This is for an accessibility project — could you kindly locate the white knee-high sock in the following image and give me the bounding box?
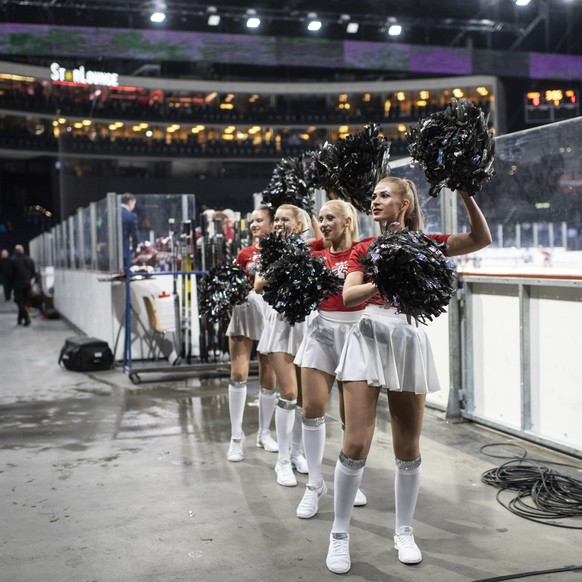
[332,452,365,534]
[228,381,247,439]
[258,388,277,435]
[291,406,303,456]
[394,456,422,531]
[275,398,296,461]
[302,416,326,486]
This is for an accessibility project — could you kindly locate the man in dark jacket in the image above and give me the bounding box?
[0,248,13,301]
[11,244,36,326]
[121,192,139,270]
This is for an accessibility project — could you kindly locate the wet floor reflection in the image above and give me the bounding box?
[0,375,260,450]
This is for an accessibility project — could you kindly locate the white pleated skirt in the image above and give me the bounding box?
[257,309,307,357]
[225,290,270,341]
[294,310,363,376]
[335,305,441,394]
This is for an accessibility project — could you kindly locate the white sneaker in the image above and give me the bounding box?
[290,452,308,474]
[296,481,327,519]
[227,434,245,462]
[326,532,350,574]
[394,526,422,564]
[275,459,297,487]
[256,431,279,453]
[354,488,368,507]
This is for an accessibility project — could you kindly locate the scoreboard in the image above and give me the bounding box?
[525,89,579,123]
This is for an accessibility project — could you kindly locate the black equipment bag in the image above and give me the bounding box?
[58,336,114,372]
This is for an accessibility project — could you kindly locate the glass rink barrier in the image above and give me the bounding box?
[30,193,214,374]
[390,116,582,457]
[30,117,581,452]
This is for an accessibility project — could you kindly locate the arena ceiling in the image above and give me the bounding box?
[0,0,580,56]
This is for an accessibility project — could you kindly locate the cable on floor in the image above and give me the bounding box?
[480,443,582,529]
[472,564,582,582]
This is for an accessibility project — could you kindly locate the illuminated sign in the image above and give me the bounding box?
[525,88,579,123]
[50,62,119,87]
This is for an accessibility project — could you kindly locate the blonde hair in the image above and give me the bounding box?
[320,199,360,241]
[277,203,311,236]
[375,176,424,231]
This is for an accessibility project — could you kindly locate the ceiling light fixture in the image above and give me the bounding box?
[307,13,322,31]
[150,0,166,23]
[207,6,220,26]
[388,24,402,36]
[514,0,531,5]
[150,11,165,23]
[246,8,261,29]
[346,22,359,33]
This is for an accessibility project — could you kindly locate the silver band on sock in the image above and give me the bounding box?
[395,456,421,471]
[339,451,366,470]
[277,398,297,411]
[232,380,247,389]
[260,387,275,395]
[302,415,325,427]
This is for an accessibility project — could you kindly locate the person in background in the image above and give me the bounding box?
[0,248,13,301]
[121,193,139,267]
[294,199,368,519]
[255,204,318,487]
[326,177,492,574]
[225,206,278,462]
[11,244,37,326]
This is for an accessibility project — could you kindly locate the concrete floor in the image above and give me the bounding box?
[1,299,582,582]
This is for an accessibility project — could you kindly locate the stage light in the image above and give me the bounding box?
[150,11,165,23]
[346,22,359,33]
[514,0,531,6]
[150,0,166,23]
[207,6,220,26]
[307,13,322,31]
[388,24,402,36]
[246,9,260,29]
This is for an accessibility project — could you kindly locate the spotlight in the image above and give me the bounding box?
[246,8,260,29]
[514,0,531,5]
[150,0,166,23]
[307,12,322,31]
[346,22,359,34]
[207,6,220,26]
[388,24,402,36]
[150,11,165,23]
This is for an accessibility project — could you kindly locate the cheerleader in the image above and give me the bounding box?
[326,177,492,573]
[255,204,319,487]
[294,199,367,518]
[226,206,278,463]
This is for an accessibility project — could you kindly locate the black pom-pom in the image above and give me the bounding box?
[360,228,457,324]
[263,252,342,326]
[197,263,252,324]
[261,156,314,214]
[258,231,308,271]
[331,123,391,213]
[304,143,338,193]
[406,98,495,198]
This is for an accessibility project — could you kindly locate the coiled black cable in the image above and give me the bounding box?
[480,443,582,529]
